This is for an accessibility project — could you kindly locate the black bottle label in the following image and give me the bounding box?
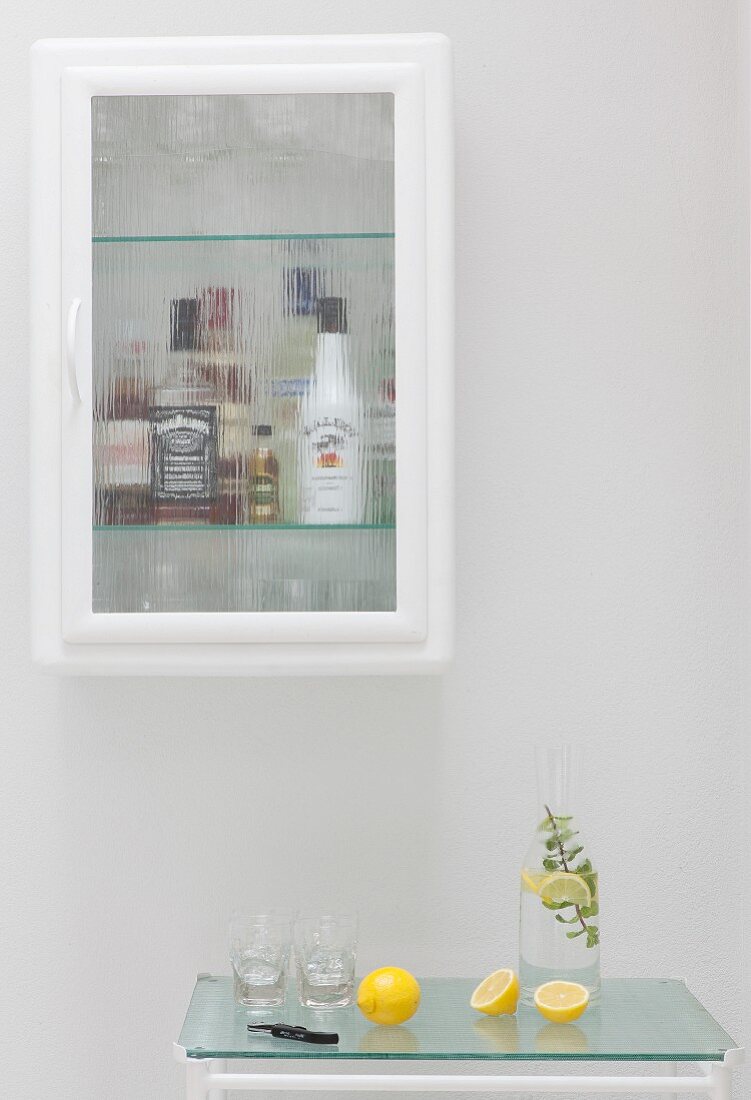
[149,406,218,502]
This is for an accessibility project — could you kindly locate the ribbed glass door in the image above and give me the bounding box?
[91,93,395,613]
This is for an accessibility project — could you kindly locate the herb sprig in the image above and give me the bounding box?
[541,804,599,949]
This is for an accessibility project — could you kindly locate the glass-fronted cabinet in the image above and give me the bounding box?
[31,35,453,674]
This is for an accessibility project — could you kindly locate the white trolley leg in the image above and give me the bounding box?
[208,1059,228,1100]
[709,1062,731,1100]
[665,1061,679,1100]
[186,1059,210,1100]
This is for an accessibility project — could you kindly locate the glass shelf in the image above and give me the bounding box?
[93,523,395,532]
[93,233,395,244]
[178,977,737,1063]
[93,526,395,613]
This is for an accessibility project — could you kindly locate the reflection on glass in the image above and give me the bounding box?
[472,1015,519,1053]
[91,93,395,614]
[534,1021,589,1055]
[359,1026,420,1054]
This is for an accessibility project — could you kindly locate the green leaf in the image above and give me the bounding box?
[575,859,592,875]
[566,927,586,939]
[557,828,578,846]
[579,902,599,918]
[541,899,573,911]
[545,837,560,852]
[555,913,580,924]
[542,858,560,872]
[564,845,583,862]
[586,925,600,948]
[583,875,597,897]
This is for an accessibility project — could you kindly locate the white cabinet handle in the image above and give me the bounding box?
[65,297,82,403]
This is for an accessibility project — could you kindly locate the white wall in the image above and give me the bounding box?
[1,2,746,1098]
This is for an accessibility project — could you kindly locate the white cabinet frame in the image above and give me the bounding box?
[30,35,453,675]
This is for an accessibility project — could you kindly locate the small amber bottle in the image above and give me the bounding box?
[249,425,281,525]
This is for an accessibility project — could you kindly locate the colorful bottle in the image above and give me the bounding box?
[249,425,280,525]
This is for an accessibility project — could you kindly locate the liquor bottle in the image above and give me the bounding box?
[148,295,219,524]
[269,266,319,524]
[216,377,251,525]
[270,374,308,524]
[367,376,396,525]
[149,381,219,524]
[149,288,253,525]
[94,417,150,525]
[93,321,150,525]
[199,289,253,524]
[248,425,281,524]
[300,297,362,524]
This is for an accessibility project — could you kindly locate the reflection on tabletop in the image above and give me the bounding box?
[472,1015,519,1054]
[359,1026,420,1055]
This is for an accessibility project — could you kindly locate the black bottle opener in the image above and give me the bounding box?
[248,1023,339,1045]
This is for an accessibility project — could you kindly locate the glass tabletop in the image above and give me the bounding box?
[178,977,737,1062]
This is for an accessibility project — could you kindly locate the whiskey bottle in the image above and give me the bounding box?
[148,295,219,524]
[248,425,281,525]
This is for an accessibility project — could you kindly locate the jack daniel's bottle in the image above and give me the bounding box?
[300,297,362,524]
[149,385,219,524]
[148,293,223,524]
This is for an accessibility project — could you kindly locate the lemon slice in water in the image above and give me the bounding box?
[537,872,591,908]
[520,869,547,894]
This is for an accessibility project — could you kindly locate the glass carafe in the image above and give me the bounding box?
[519,746,600,1005]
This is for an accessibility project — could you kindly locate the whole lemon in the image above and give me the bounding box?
[357,967,421,1026]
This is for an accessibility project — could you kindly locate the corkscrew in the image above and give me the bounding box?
[247,1023,339,1045]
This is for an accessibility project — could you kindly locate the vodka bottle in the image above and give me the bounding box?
[300,297,362,524]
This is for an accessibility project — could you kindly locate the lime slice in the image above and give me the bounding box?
[538,872,591,908]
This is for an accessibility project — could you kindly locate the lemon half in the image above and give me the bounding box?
[534,980,590,1023]
[470,969,520,1016]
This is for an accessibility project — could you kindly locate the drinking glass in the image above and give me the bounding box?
[229,912,292,1007]
[294,913,358,1008]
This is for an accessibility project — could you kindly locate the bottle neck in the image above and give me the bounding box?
[535,745,578,820]
[313,332,351,394]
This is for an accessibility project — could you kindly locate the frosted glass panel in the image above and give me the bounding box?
[91,94,395,614]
